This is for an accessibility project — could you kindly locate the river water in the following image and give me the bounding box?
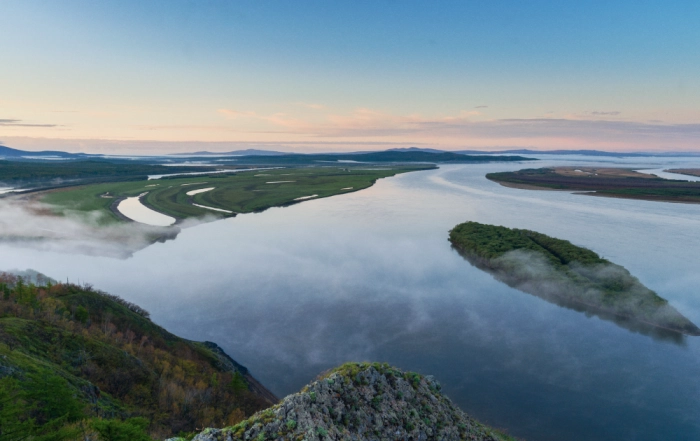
[2,156,700,441]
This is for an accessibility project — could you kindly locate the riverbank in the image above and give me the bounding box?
[39,165,434,225]
[487,167,700,203]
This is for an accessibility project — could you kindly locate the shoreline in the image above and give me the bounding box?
[489,177,700,204]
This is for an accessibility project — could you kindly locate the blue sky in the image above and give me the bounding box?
[1,0,699,153]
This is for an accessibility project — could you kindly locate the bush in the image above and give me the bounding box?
[90,417,152,441]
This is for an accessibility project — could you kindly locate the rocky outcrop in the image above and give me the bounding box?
[189,362,512,441]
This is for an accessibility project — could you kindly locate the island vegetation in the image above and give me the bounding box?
[665,168,700,178]
[39,166,432,224]
[0,271,276,440]
[449,221,700,336]
[486,167,700,203]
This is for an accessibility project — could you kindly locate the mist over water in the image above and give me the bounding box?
[1,158,700,441]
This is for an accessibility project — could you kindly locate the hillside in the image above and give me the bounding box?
[0,272,276,440]
[187,362,516,441]
[230,150,534,165]
[449,221,700,336]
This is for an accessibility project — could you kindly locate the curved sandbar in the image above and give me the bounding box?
[449,221,700,336]
[186,187,215,196]
[116,192,176,227]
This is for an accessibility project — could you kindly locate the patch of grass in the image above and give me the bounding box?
[41,166,432,224]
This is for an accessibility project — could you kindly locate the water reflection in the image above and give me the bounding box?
[451,245,688,345]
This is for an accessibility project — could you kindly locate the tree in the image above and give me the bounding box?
[0,377,35,441]
[90,417,152,441]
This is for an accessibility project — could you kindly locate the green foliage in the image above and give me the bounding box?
[74,306,89,323]
[90,417,152,441]
[0,276,274,438]
[229,371,248,395]
[0,377,35,441]
[449,221,607,266]
[0,375,83,441]
[25,373,85,425]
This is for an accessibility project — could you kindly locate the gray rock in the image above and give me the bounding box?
[190,363,511,441]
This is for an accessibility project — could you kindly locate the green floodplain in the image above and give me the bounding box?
[449,221,700,336]
[486,167,700,203]
[40,165,432,224]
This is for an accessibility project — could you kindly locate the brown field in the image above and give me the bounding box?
[666,168,700,178]
[486,167,700,204]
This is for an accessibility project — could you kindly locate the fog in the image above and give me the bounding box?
[0,196,217,258]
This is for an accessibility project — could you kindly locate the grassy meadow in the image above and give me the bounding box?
[40,166,431,224]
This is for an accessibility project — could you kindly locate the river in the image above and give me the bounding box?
[1,156,700,441]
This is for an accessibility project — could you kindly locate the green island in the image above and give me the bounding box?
[486,167,700,203]
[0,272,515,441]
[38,166,432,224]
[449,221,700,336]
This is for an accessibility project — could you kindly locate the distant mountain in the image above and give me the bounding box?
[0,144,81,158]
[173,149,287,156]
[386,147,447,154]
[231,150,534,164]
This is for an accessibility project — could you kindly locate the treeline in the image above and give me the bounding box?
[448,221,608,267]
[0,160,213,186]
[0,274,273,440]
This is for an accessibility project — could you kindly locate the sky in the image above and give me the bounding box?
[1,0,700,154]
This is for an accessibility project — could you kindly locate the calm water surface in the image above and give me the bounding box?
[2,157,700,441]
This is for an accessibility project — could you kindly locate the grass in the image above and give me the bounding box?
[486,167,700,203]
[40,165,431,224]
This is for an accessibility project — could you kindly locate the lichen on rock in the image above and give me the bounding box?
[191,362,512,441]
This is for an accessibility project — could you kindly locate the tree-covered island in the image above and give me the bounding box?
[449,221,700,336]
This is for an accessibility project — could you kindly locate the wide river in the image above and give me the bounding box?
[2,156,700,441]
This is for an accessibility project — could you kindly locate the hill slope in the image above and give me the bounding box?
[0,272,276,439]
[189,362,515,441]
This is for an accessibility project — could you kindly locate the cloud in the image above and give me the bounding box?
[297,103,326,110]
[590,111,621,116]
[0,118,57,128]
[474,105,488,109]
[217,109,258,119]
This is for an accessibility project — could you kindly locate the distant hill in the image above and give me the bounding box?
[173,149,287,156]
[0,144,81,158]
[231,150,535,165]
